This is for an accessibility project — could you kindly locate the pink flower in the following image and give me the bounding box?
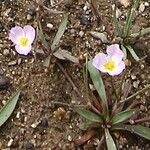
[92,44,125,76]
[9,25,35,55]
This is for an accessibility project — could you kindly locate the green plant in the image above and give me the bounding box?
[37,14,79,67]
[74,60,150,149]
[0,91,21,127]
[112,0,150,61]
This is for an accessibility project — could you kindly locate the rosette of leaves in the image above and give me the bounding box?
[74,61,150,149]
[112,0,150,61]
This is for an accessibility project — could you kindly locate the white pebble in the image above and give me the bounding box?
[139,3,145,13]
[7,139,13,147]
[79,31,84,37]
[131,75,136,80]
[2,100,6,105]
[31,123,37,128]
[47,23,53,29]
[16,111,20,119]
[67,135,72,141]
[133,80,140,88]
[83,5,88,11]
[144,2,149,7]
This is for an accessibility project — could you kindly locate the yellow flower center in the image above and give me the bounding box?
[104,60,115,71]
[19,37,29,47]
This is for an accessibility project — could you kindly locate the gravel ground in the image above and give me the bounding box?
[0,0,150,149]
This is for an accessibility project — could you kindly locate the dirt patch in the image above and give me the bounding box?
[0,0,150,149]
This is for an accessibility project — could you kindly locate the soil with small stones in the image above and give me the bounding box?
[0,0,150,150]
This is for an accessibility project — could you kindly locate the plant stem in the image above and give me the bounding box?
[118,70,126,100]
[51,101,86,108]
[120,84,150,103]
[96,135,105,150]
[56,62,85,102]
[111,77,119,100]
[134,117,150,124]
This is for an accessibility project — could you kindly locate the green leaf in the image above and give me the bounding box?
[111,109,139,125]
[79,121,100,130]
[111,124,150,140]
[121,45,127,60]
[38,23,50,51]
[120,84,150,103]
[51,15,68,52]
[123,0,140,37]
[74,106,103,123]
[112,5,122,37]
[105,128,117,150]
[87,60,107,108]
[0,91,21,127]
[130,27,150,38]
[125,45,140,61]
[43,56,51,67]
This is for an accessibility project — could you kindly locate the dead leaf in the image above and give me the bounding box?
[53,49,79,64]
[90,31,109,43]
[75,129,96,146]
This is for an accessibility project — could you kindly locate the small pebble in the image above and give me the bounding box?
[17,58,22,65]
[131,75,136,80]
[70,29,75,34]
[67,135,72,142]
[80,14,91,25]
[3,49,10,56]
[0,68,4,75]
[133,80,140,88]
[27,14,32,20]
[28,9,36,16]
[16,111,20,119]
[31,123,37,129]
[0,76,10,90]
[7,138,13,147]
[139,3,145,13]
[47,23,53,29]
[79,31,84,37]
[65,111,72,120]
[144,2,149,7]
[40,118,48,127]
[119,0,130,7]
[140,105,145,111]
[83,5,88,11]
[2,100,6,105]
[8,60,17,66]
[25,142,34,150]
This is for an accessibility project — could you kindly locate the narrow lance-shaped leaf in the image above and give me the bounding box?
[51,14,68,52]
[111,124,150,140]
[125,45,140,61]
[112,4,122,37]
[38,22,50,51]
[123,0,140,37]
[111,109,139,125]
[130,27,150,38]
[121,45,127,60]
[105,128,117,150]
[74,106,103,123]
[0,91,21,127]
[87,60,108,109]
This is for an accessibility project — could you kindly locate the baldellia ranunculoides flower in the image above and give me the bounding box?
[92,44,125,76]
[9,25,35,55]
